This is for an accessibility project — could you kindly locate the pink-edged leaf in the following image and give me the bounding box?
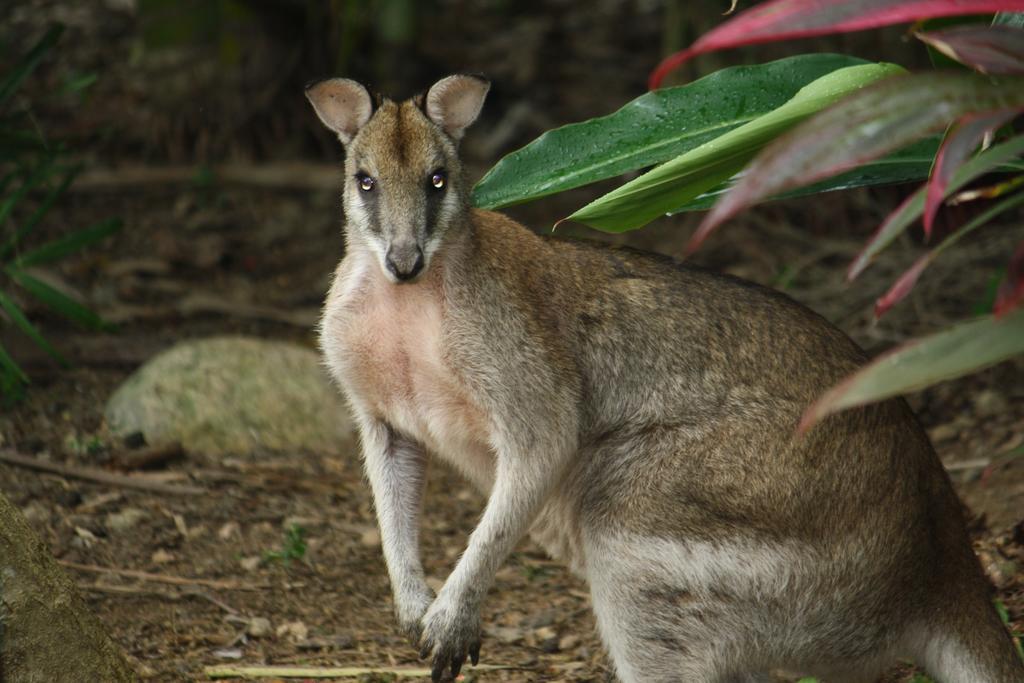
[916,24,1024,74]
[799,307,1024,432]
[848,190,923,280]
[873,188,1024,317]
[848,131,1024,280]
[687,72,1024,254]
[995,240,1024,315]
[649,0,1024,88]
[924,109,1017,236]
[874,256,930,318]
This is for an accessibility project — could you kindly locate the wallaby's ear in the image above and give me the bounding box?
[305,78,373,145]
[424,74,490,140]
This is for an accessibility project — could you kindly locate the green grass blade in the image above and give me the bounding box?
[0,162,81,261]
[567,62,905,232]
[0,289,66,365]
[0,339,29,384]
[6,266,110,330]
[0,153,59,232]
[472,54,871,210]
[801,308,1024,430]
[14,217,122,267]
[0,24,65,110]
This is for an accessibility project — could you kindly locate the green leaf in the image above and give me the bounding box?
[690,71,1024,251]
[0,289,66,365]
[0,162,81,260]
[61,71,98,95]
[800,308,1024,430]
[5,267,110,330]
[994,11,1024,28]
[848,132,1024,279]
[566,62,906,233]
[14,217,122,267]
[0,24,64,110]
[471,54,872,210]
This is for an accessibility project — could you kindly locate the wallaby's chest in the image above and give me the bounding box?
[323,257,494,482]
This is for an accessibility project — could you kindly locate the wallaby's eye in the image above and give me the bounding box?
[356,173,375,192]
[430,171,447,191]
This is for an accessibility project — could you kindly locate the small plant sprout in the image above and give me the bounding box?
[263,524,307,567]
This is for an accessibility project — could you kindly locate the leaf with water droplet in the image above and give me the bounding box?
[472,54,870,210]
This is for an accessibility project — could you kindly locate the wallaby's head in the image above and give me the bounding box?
[306,74,489,283]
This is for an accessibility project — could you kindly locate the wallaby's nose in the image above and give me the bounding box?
[385,245,424,282]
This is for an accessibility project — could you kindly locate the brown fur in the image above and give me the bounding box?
[307,76,1024,683]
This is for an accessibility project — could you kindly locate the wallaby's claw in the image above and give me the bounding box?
[451,652,465,679]
[430,655,446,682]
[419,597,481,682]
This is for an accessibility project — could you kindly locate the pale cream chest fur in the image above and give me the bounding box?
[320,253,496,491]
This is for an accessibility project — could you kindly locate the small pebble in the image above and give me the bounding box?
[105,508,147,533]
[359,527,381,547]
[247,617,272,638]
[239,555,262,572]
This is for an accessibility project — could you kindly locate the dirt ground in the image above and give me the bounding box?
[2,2,1023,682]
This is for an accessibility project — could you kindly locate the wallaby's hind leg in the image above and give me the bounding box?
[583,530,744,683]
[904,605,1024,683]
[900,527,1024,683]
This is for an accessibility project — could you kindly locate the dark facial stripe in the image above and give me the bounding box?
[360,182,382,234]
[425,183,442,237]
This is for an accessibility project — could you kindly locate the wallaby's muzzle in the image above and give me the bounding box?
[385,243,425,282]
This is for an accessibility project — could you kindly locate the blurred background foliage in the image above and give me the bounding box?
[2,0,931,165]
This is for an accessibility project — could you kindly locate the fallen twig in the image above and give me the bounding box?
[205,664,520,680]
[0,450,205,495]
[78,582,238,614]
[110,442,185,471]
[944,458,992,473]
[60,560,263,591]
[99,294,319,328]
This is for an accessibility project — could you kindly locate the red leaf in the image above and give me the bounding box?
[649,0,1024,89]
[995,240,1024,316]
[875,255,930,318]
[923,109,1017,237]
[916,24,1024,75]
[687,72,1024,254]
[875,189,1024,317]
[848,189,922,281]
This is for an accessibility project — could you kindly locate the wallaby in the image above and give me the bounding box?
[306,74,1024,683]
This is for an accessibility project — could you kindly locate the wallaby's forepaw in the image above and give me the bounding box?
[418,596,482,682]
[396,587,435,648]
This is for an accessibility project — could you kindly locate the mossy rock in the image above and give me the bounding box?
[105,336,355,456]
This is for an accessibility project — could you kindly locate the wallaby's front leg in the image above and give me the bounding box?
[419,435,573,682]
[359,417,434,644]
